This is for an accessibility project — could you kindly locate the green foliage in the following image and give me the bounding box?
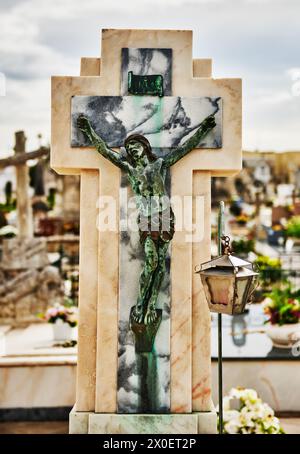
[232,238,255,255]
[0,200,16,213]
[286,216,300,238]
[63,296,76,308]
[47,188,56,210]
[255,255,283,287]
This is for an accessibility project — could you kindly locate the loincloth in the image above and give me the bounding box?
[138,208,175,243]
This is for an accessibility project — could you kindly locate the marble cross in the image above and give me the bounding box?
[51,29,241,434]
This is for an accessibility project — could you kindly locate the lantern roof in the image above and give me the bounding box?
[198,254,254,272]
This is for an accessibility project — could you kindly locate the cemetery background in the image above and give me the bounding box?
[0,0,300,435]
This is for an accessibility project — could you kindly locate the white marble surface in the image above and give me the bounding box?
[69,409,217,434]
[71,96,222,148]
[0,323,76,408]
[0,323,77,358]
[0,364,76,408]
[69,406,89,434]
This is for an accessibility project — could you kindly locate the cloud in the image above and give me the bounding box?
[256,91,293,105]
[0,0,300,153]
[286,68,300,96]
[0,4,78,80]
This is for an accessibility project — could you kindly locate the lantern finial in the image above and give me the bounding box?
[221,235,232,255]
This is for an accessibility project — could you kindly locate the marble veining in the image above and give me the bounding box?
[121,48,172,96]
[71,96,222,149]
[117,159,171,414]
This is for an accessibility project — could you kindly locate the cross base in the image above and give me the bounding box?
[69,407,217,434]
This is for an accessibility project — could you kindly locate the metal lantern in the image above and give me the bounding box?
[196,236,259,315]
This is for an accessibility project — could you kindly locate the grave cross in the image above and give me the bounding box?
[0,131,49,237]
[51,29,241,434]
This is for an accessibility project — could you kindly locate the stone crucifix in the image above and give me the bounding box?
[77,112,216,345]
[51,29,241,434]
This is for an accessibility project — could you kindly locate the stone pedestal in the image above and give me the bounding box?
[69,407,217,434]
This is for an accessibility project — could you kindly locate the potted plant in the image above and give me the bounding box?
[221,387,284,434]
[43,302,78,341]
[263,285,300,348]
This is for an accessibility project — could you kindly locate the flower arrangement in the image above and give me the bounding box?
[221,387,284,434]
[43,302,78,327]
[263,286,300,325]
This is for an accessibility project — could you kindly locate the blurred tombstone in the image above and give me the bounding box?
[277,184,294,205]
[254,159,271,186]
[0,237,64,325]
[260,206,272,228]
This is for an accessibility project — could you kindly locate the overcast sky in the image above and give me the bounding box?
[0,0,299,155]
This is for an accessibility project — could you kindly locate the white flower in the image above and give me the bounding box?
[240,407,256,427]
[224,419,241,434]
[262,403,274,417]
[222,387,284,434]
[223,409,240,423]
[223,396,231,411]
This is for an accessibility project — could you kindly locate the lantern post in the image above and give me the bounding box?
[196,202,259,434]
[217,201,225,435]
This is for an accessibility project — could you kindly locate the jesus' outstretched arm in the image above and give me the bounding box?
[163,113,217,168]
[77,115,129,171]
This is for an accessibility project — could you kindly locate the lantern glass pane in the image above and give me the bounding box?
[236,277,249,305]
[206,275,235,306]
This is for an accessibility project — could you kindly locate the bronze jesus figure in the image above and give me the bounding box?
[77,113,216,329]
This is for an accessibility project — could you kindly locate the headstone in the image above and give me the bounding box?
[0,238,64,325]
[277,184,294,205]
[253,159,271,185]
[51,29,242,434]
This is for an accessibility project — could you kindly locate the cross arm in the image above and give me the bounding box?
[0,147,49,169]
[77,115,129,171]
[163,114,217,168]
